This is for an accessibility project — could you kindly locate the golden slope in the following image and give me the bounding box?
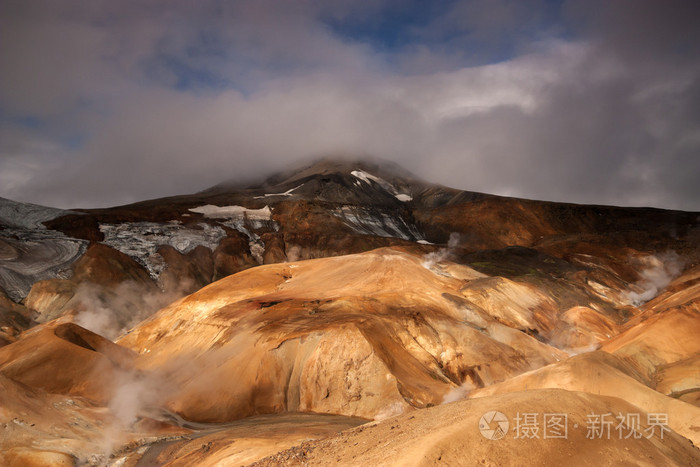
[0,321,136,404]
[469,351,700,446]
[118,247,566,422]
[251,388,700,467]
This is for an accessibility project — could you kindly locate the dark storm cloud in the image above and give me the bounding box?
[0,0,698,210]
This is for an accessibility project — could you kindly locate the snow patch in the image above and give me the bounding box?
[332,206,424,241]
[350,170,412,202]
[189,204,272,221]
[254,184,303,199]
[189,204,278,265]
[351,169,393,190]
[99,222,226,278]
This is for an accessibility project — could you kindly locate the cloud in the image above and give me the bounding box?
[0,0,699,210]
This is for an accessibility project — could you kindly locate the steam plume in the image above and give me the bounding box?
[625,251,684,306]
[422,233,461,269]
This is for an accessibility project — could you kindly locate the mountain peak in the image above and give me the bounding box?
[201,156,421,196]
[263,156,419,185]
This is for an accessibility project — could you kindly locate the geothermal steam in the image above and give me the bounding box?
[625,251,684,306]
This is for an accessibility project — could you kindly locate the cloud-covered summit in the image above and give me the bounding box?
[1,0,699,210]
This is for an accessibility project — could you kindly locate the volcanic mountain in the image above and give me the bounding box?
[0,158,699,465]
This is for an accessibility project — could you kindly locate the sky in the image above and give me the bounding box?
[1,0,699,210]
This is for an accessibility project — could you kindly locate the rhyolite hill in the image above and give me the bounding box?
[0,158,699,466]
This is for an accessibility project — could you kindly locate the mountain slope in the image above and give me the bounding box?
[117,247,566,422]
[1,158,699,464]
[250,389,700,467]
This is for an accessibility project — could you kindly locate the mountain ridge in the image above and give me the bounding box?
[1,157,700,464]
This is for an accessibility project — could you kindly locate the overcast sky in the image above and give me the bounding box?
[1,0,699,210]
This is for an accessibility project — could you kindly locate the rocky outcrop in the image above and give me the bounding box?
[0,232,87,303]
